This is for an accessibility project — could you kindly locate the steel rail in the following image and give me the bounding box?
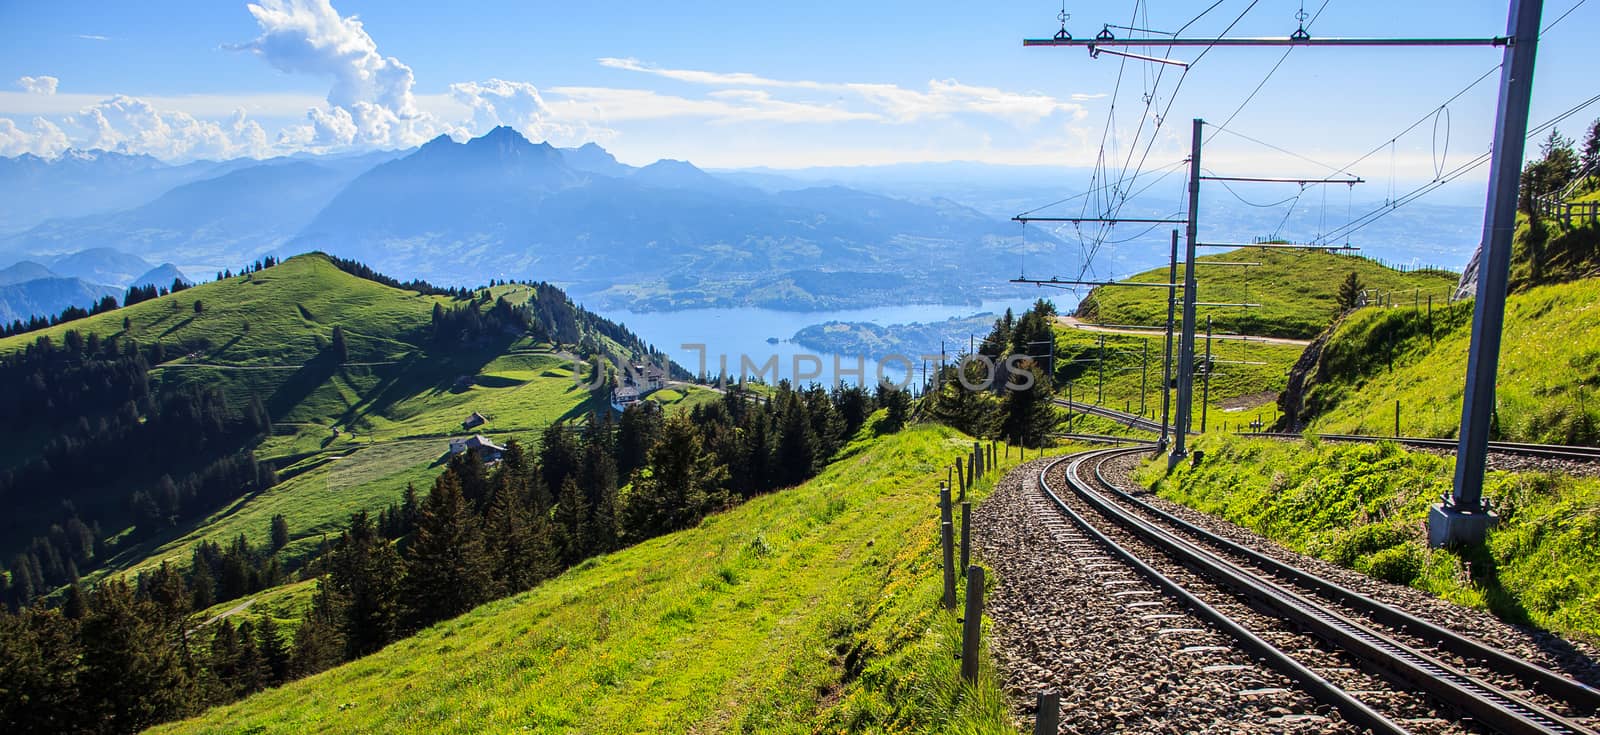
[1041,448,1591,734]
[1242,431,1600,462]
[1053,398,1171,434]
[1037,448,1408,734]
[1086,456,1600,710]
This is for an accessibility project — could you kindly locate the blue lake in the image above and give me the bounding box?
[599,297,1069,386]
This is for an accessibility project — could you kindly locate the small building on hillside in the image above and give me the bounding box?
[462,411,488,430]
[629,363,668,390]
[448,434,506,463]
[611,385,641,412]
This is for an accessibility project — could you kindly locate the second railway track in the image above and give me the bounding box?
[1033,447,1599,734]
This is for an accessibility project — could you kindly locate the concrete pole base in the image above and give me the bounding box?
[1427,503,1498,548]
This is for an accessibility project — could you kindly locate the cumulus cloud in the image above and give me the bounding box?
[450,79,554,136]
[18,76,60,95]
[71,95,270,160]
[0,117,70,157]
[234,0,438,150]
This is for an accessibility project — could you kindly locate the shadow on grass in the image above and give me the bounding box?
[266,348,342,421]
[1461,544,1600,689]
[332,336,522,430]
[471,374,523,388]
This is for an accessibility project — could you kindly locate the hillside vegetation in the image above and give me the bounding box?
[1282,275,1599,445]
[0,253,672,606]
[152,424,1024,735]
[1138,435,1600,643]
[1050,325,1302,433]
[1074,248,1457,339]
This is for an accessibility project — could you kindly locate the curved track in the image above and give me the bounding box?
[1243,431,1600,463]
[1036,447,1600,734]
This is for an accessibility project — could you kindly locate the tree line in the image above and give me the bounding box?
[921,299,1062,447]
[0,380,912,732]
[0,331,275,609]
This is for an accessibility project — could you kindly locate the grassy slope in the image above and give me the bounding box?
[1136,435,1600,643]
[1051,325,1302,432]
[1076,248,1457,339]
[1297,278,1600,444]
[0,254,711,592]
[153,423,1041,735]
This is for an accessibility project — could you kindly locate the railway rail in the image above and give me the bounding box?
[1054,398,1171,434]
[1035,447,1600,734]
[1048,397,1600,463]
[1242,431,1600,463]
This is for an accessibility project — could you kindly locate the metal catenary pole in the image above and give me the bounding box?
[1450,0,1543,525]
[1200,315,1213,432]
[1159,229,1178,452]
[1170,118,1203,469]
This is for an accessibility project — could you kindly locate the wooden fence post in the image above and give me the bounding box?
[960,565,984,682]
[956,457,966,496]
[941,522,956,609]
[1034,691,1060,735]
[959,501,972,572]
[939,483,952,528]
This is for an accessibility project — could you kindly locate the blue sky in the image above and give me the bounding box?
[0,0,1596,184]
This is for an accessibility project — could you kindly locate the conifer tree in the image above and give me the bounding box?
[1336,271,1365,312]
[553,477,590,567]
[483,471,547,593]
[775,397,818,487]
[231,619,267,697]
[0,608,85,732]
[78,580,194,731]
[581,442,620,553]
[289,589,345,679]
[269,513,290,552]
[623,415,730,535]
[325,512,403,657]
[404,470,492,628]
[257,614,291,685]
[189,561,216,611]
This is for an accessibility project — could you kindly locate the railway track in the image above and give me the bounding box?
[1054,398,1171,434]
[1047,398,1600,464]
[1035,447,1600,734]
[1244,431,1600,463]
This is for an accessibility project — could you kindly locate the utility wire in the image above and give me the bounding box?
[1311,0,1594,242]
[1206,123,1344,175]
[1087,0,1262,267]
[1317,90,1600,245]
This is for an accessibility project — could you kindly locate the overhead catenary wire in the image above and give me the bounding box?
[1074,0,1263,284]
[1316,90,1600,245]
[1208,0,1331,136]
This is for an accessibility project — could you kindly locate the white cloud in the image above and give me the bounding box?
[546,86,879,126]
[449,79,553,136]
[70,95,269,160]
[18,76,59,95]
[598,57,820,89]
[77,34,110,42]
[596,57,1085,126]
[0,117,70,157]
[234,0,439,150]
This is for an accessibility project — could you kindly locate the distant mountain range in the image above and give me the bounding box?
[0,128,1060,312]
[0,128,1485,318]
[0,277,122,325]
[0,252,190,326]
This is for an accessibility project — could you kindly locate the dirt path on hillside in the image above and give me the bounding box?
[1057,316,1312,347]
